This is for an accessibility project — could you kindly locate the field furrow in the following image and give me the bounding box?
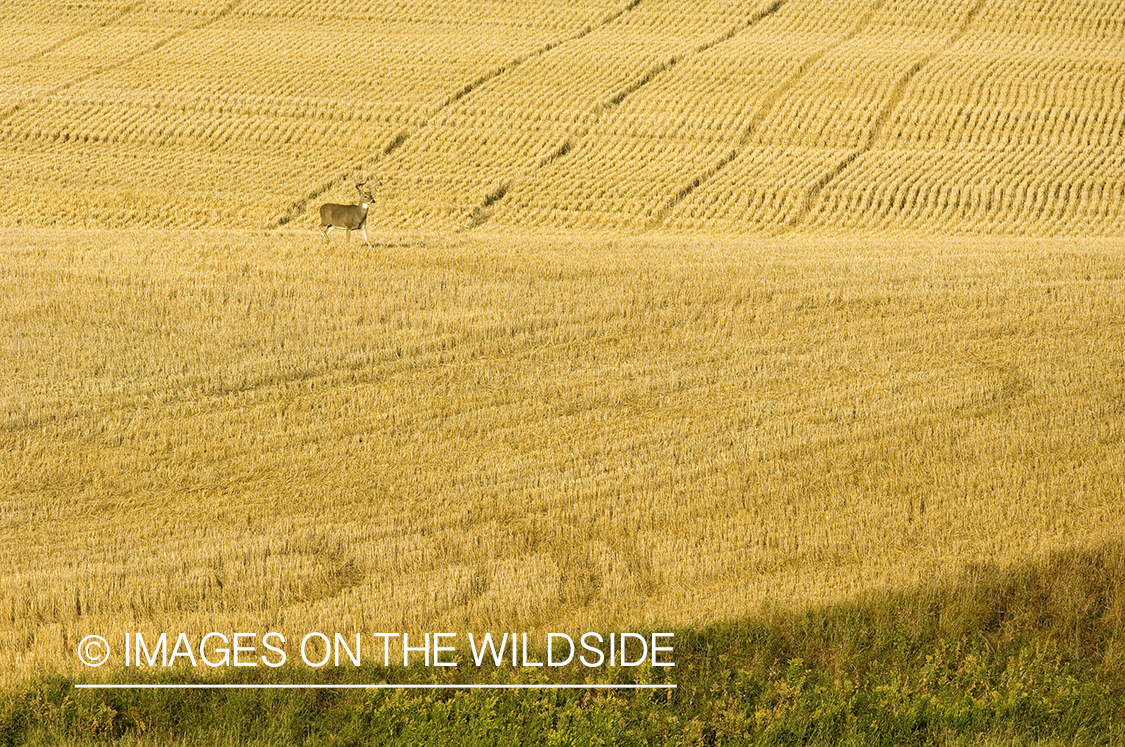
[0,0,136,76]
[365,0,789,232]
[1,0,1123,233]
[465,0,791,229]
[660,0,1125,234]
[0,0,626,228]
[268,0,646,229]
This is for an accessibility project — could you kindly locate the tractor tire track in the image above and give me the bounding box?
[0,0,242,125]
[268,0,645,230]
[788,0,989,229]
[464,0,789,230]
[647,0,893,230]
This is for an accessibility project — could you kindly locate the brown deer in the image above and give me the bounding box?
[319,182,375,246]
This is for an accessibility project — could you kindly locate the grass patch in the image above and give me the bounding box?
[4,540,1123,745]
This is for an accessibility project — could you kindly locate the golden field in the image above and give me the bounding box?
[0,0,1121,233]
[2,230,1124,683]
[1,0,1124,685]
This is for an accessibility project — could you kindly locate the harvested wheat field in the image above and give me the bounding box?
[1,0,1124,691]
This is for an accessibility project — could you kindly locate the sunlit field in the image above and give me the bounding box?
[2,228,1123,684]
[0,0,1121,235]
[1,0,1124,739]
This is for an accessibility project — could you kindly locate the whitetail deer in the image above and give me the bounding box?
[319,182,375,246]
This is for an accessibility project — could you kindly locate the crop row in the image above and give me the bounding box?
[654,144,1124,234]
[0,0,1122,232]
[0,0,625,227]
[452,0,1125,233]
[369,0,789,225]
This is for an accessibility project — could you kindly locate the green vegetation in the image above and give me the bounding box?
[5,540,1122,745]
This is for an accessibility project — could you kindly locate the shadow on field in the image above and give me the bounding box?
[4,539,1123,745]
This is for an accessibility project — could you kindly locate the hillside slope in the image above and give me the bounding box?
[0,0,1122,234]
[3,229,1124,685]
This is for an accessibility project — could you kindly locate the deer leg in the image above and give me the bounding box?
[361,226,370,246]
[321,225,332,244]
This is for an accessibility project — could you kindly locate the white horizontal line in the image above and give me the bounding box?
[75,683,676,690]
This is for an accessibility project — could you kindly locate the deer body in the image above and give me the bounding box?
[320,183,375,246]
